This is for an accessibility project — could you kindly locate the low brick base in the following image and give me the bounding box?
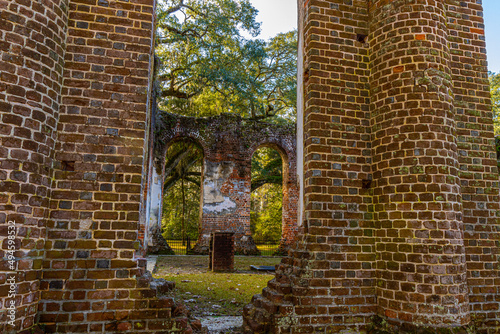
[209,232,234,272]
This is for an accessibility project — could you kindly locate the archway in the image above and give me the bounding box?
[250,144,287,255]
[161,139,204,253]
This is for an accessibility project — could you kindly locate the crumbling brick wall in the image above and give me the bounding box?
[244,0,500,333]
[150,112,298,255]
[0,0,196,332]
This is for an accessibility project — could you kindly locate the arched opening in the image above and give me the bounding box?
[250,144,288,255]
[161,138,204,253]
[149,0,300,328]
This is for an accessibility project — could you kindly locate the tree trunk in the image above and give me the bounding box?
[181,176,186,246]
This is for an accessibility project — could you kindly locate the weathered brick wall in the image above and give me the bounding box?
[0,0,69,330]
[446,0,500,329]
[370,0,469,326]
[244,0,500,333]
[0,0,195,332]
[152,112,298,255]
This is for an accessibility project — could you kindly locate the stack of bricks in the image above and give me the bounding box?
[244,0,500,333]
[151,112,298,255]
[209,232,234,272]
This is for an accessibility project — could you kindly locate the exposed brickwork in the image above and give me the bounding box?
[244,0,500,333]
[0,0,196,331]
[209,232,234,272]
[370,0,469,326]
[0,0,69,330]
[151,112,298,255]
[446,0,500,330]
[1,0,500,332]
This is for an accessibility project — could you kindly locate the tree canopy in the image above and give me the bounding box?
[156,0,297,121]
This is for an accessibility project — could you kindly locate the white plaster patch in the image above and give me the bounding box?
[203,161,235,204]
[203,196,236,214]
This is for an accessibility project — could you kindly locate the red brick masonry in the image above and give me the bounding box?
[1,0,499,333]
[209,232,234,272]
[148,112,298,255]
[243,0,500,333]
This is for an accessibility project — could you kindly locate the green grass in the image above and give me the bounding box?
[163,272,273,315]
[256,244,279,255]
[154,255,281,316]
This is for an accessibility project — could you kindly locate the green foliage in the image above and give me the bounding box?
[156,0,297,121]
[251,147,283,241]
[162,179,200,240]
[489,71,500,135]
[251,146,282,190]
[251,183,282,241]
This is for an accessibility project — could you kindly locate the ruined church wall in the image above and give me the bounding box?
[0,0,69,330]
[0,0,197,332]
[153,113,298,254]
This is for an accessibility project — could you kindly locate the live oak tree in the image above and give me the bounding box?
[162,141,203,243]
[156,0,297,120]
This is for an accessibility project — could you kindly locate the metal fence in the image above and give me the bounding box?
[165,238,193,255]
[253,239,280,256]
[163,237,280,256]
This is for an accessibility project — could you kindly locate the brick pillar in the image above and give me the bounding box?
[369,0,469,327]
[244,0,375,332]
[0,0,69,331]
[446,1,500,329]
[279,145,299,251]
[36,0,193,331]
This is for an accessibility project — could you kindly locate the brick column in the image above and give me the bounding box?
[369,0,469,327]
[0,0,69,331]
[280,148,298,250]
[446,0,500,329]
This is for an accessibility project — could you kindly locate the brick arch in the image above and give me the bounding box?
[250,141,298,248]
[250,140,293,165]
[147,112,298,255]
[162,135,207,159]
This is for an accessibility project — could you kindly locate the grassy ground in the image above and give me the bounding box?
[154,255,281,316]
